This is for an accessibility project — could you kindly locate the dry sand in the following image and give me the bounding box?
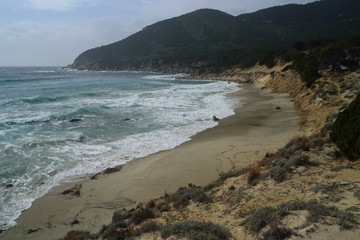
[1,84,301,240]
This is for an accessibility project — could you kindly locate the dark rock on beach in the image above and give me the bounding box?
[71,220,80,226]
[27,228,41,234]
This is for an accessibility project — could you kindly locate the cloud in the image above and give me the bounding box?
[0,16,146,66]
[24,0,97,11]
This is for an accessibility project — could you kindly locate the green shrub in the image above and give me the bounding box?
[262,226,292,240]
[161,221,232,240]
[129,221,163,239]
[155,201,171,212]
[244,207,278,233]
[101,221,128,239]
[130,208,155,225]
[331,94,360,160]
[167,187,212,208]
[269,166,287,182]
[244,200,357,235]
[218,168,248,182]
[112,209,130,222]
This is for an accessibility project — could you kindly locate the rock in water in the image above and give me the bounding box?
[69,118,82,123]
[213,116,220,122]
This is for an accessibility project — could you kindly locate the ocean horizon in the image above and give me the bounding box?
[0,66,240,230]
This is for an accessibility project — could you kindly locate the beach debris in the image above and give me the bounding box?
[62,184,82,198]
[274,106,281,110]
[188,183,201,189]
[5,184,13,188]
[104,165,123,174]
[213,116,220,122]
[90,173,99,180]
[91,165,123,180]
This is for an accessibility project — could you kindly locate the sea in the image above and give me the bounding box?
[0,67,240,230]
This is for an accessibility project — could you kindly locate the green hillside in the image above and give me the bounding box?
[69,0,360,72]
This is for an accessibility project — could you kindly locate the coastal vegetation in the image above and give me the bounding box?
[69,0,360,73]
[271,35,360,87]
[331,93,360,160]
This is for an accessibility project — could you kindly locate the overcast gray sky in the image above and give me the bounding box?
[0,0,317,66]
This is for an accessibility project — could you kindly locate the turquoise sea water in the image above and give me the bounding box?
[0,67,240,230]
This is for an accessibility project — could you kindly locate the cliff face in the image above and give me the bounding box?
[190,61,360,135]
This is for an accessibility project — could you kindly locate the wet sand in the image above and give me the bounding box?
[1,84,301,240]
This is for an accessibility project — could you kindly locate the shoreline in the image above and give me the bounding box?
[1,83,301,240]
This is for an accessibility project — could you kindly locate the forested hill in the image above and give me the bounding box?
[69,0,360,72]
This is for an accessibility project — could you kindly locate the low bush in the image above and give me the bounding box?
[261,226,292,240]
[269,166,287,182]
[218,168,248,182]
[287,153,310,167]
[280,200,356,229]
[269,138,314,182]
[330,94,360,160]
[204,168,248,191]
[130,208,155,225]
[167,187,212,208]
[112,209,130,223]
[155,201,171,212]
[244,207,278,233]
[129,221,163,239]
[161,221,232,240]
[101,221,129,239]
[244,200,357,235]
[354,190,360,201]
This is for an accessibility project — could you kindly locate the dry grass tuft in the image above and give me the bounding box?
[257,152,278,169]
[247,167,261,185]
[146,199,156,208]
[288,135,310,151]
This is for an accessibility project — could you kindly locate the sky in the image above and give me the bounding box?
[0,0,317,66]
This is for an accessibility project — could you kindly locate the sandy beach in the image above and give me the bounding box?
[1,83,301,240]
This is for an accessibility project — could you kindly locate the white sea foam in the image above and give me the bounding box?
[142,73,188,80]
[0,70,241,230]
[33,70,56,73]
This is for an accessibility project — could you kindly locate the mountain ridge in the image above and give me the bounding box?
[69,0,360,72]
